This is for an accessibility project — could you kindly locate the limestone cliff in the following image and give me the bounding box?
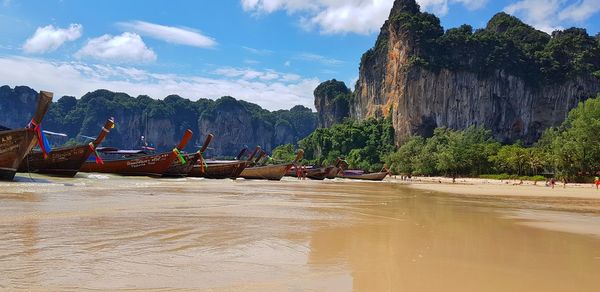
[0,85,39,128]
[351,0,600,145]
[0,86,316,156]
[313,79,351,128]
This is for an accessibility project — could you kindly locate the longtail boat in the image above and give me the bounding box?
[0,91,53,180]
[79,129,193,177]
[325,158,344,179]
[286,165,333,180]
[188,147,253,179]
[163,134,213,178]
[18,119,115,177]
[337,170,389,181]
[240,149,304,181]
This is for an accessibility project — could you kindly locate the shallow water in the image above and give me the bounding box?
[1,174,599,291]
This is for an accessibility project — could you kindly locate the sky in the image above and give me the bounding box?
[0,0,599,111]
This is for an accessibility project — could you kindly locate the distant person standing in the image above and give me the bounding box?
[550,178,556,189]
[595,177,600,190]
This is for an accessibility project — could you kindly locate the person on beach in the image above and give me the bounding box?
[594,177,600,190]
[550,178,556,189]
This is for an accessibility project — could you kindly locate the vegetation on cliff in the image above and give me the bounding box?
[0,85,316,155]
[313,79,352,128]
[299,117,394,172]
[362,2,600,85]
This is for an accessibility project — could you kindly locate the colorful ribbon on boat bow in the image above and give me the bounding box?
[172,148,187,165]
[28,120,52,159]
[88,142,104,164]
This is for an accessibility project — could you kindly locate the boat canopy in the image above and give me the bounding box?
[342,170,365,176]
[96,147,120,152]
[102,150,147,155]
[205,160,243,164]
[42,130,68,137]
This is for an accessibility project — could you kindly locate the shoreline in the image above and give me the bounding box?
[393,176,600,213]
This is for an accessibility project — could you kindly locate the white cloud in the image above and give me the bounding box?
[296,53,343,65]
[417,0,449,15]
[0,56,318,110]
[284,60,291,67]
[559,0,600,23]
[504,0,564,33]
[417,0,487,15]
[22,24,82,54]
[242,46,273,55]
[118,21,217,48]
[241,0,320,14]
[504,0,600,33]
[212,67,302,82]
[241,0,488,34]
[75,32,157,63]
[298,1,395,34]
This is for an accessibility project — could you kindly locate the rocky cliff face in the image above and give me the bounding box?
[0,86,39,128]
[351,0,600,145]
[198,97,275,155]
[0,86,316,156]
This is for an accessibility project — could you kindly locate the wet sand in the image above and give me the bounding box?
[403,177,600,214]
[1,174,599,291]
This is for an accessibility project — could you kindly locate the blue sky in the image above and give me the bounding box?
[0,0,599,110]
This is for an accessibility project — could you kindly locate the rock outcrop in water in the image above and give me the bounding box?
[0,85,316,156]
[322,0,600,145]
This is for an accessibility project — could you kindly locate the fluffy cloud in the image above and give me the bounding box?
[295,53,343,65]
[504,0,564,33]
[0,56,318,110]
[504,0,600,33]
[118,21,217,48]
[417,0,487,15]
[213,67,301,82]
[75,32,157,63]
[559,0,600,23]
[241,0,488,34]
[22,24,82,54]
[242,46,274,55]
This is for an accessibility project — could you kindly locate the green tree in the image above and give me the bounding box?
[385,136,425,174]
[271,144,296,163]
[544,95,600,180]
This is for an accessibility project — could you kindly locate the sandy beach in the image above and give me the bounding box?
[396,176,600,213]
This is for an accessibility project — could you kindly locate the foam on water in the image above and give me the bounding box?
[85,174,111,180]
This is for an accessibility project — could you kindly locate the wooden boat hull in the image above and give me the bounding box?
[79,152,177,177]
[306,167,329,180]
[0,129,37,180]
[326,167,340,179]
[18,145,92,177]
[188,160,248,179]
[240,163,290,181]
[286,166,331,180]
[162,153,199,178]
[337,171,388,181]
